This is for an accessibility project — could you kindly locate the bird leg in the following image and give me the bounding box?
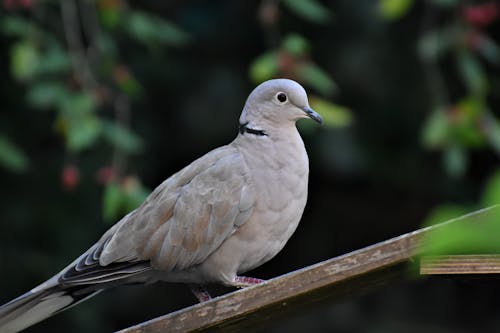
[189,277,265,302]
[232,276,265,288]
[189,284,212,302]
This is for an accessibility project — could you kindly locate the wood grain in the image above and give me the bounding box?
[116,206,499,333]
[420,254,500,274]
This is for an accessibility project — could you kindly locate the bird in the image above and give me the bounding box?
[0,78,322,332]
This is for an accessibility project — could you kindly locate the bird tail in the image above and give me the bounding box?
[0,240,151,332]
[0,280,100,333]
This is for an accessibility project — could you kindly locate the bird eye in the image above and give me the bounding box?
[275,92,287,103]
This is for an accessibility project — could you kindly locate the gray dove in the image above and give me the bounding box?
[0,78,322,332]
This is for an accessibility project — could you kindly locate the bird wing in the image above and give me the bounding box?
[93,144,256,273]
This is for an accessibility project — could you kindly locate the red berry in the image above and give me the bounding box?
[20,0,33,8]
[96,166,115,185]
[463,2,498,27]
[62,165,80,191]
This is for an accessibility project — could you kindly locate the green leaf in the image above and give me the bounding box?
[1,16,37,36]
[36,41,71,74]
[116,73,142,98]
[103,182,123,222]
[418,28,455,60]
[296,63,337,96]
[282,0,331,24]
[57,92,103,152]
[309,97,352,128]
[379,0,414,20]
[249,51,278,84]
[452,97,486,148]
[102,178,149,222]
[421,207,500,255]
[457,96,483,118]
[59,92,96,115]
[127,12,157,44]
[26,82,68,109]
[126,11,190,47]
[282,34,310,56]
[97,33,118,59]
[99,7,122,29]
[452,124,485,148]
[443,145,467,178]
[66,116,102,152]
[457,50,488,95]
[55,91,100,151]
[102,121,144,154]
[10,41,39,81]
[482,113,500,154]
[421,107,449,149]
[476,35,500,66]
[423,205,470,227]
[481,170,500,207]
[0,135,29,173]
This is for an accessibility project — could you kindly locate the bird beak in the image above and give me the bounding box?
[303,106,323,124]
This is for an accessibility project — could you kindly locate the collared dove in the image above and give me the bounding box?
[0,78,322,332]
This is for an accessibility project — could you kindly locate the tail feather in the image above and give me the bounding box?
[0,285,99,333]
[0,242,151,332]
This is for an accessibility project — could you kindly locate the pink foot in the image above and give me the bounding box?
[233,276,265,288]
[189,284,212,302]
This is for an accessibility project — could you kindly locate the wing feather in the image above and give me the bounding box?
[97,145,256,274]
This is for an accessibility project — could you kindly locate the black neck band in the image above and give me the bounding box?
[239,122,268,136]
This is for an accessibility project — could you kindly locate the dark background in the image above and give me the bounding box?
[1,1,500,332]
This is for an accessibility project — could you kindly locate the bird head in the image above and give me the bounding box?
[239,79,322,133]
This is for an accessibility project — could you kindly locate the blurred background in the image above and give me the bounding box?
[1,0,500,332]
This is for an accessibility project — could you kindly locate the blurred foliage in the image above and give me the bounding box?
[378,0,415,21]
[422,170,500,255]
[0,0,191,220]
[422,206,500,255]
[0,135,29,172]
[125,11,191,47]
[366,0,500,261]
[103,177,149,223]
[250,33,338,96]
[416,1,500,178]
[1,0,500,332]
[1,0,349,220]
[282,0,331,24]
[250,2,348,127]
[399,0,500,254]
[309,97,352,128]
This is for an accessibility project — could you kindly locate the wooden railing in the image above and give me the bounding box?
[117,206,500,333]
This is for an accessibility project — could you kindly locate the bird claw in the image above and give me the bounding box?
[233,276,265,288]
[189,276,265,302]
[189,284,212,303]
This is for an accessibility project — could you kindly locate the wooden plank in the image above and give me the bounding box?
[420,254,500,275]
[117,206,499,333]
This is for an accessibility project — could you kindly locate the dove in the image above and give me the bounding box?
[0,78,322,332]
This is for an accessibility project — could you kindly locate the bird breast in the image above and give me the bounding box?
[226,129,310,273]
